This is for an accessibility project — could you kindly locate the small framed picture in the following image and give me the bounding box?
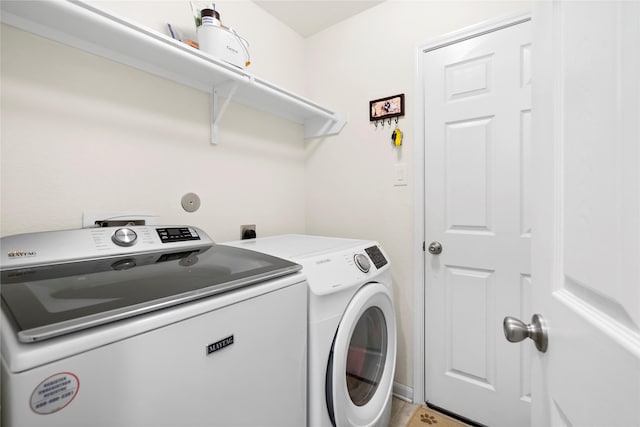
[370,94,405,121]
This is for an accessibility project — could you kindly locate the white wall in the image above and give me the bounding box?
[0,1,307,241]
[304,0,531,390]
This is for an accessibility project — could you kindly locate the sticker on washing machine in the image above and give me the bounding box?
[30,372,80,415]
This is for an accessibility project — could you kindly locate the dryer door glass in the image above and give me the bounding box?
[346,306,387,406]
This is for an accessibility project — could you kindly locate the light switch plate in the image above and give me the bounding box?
[394,163,408,186]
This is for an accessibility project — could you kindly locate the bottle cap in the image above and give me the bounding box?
[201,8,220,20]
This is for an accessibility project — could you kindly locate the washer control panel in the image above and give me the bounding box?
[112,228,138,247]
[1,226,212,270]
[156,227,200,243]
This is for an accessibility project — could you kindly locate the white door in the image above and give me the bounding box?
[423,17,532,426]
[529,1,640,426]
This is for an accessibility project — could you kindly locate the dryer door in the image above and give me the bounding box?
[328,282,397,427]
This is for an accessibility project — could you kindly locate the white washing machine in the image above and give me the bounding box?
[1,226,308,427]
[223,235,397,427]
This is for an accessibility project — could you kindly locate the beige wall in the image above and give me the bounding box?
[304,1,531,389]
[1,1,307,241]
[1,0,530,394]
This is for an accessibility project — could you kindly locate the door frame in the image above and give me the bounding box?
[412,11,532,404]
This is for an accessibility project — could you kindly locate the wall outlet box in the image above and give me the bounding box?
[241,224,256,239]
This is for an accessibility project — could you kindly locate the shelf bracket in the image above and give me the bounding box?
[210,82,239,145]
[304,112,348,139]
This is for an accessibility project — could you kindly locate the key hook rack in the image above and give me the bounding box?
[374,117,399,128]
[369,93,405,129]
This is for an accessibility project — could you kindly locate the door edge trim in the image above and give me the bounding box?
[422,16,531,54]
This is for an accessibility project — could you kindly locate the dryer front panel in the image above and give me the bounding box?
[327,282,397,427]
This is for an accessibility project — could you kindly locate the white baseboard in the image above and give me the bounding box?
[392,382,414,403]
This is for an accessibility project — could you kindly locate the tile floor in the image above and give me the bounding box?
[389,397,421,426]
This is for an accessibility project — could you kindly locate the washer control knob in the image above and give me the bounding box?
[354,253,371,273]
[112,228,138,247]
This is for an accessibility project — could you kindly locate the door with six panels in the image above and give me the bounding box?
[423,18,532,426]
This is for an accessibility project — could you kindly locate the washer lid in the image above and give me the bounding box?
[1,245,301,343]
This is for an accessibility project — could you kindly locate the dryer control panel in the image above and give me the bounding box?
[301,245,389,296]
[220,234,391,297]
[353,247,388,273]
[364,246,388,269]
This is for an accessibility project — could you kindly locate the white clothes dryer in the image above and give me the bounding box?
[223,235,397,427]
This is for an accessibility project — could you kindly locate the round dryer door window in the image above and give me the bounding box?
[346,306,387,406]
[328,282,397,427]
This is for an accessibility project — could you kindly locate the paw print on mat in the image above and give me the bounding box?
[420,413,438,424]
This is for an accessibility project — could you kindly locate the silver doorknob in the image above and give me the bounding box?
[503,314,548,353]
[428,241,443,255]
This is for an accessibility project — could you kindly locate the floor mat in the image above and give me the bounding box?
[407,406,468,427]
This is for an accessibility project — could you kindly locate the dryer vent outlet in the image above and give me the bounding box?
[241,224,256,240]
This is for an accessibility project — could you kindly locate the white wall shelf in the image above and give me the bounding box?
[1,0,347,144]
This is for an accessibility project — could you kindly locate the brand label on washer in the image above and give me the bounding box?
[30,372,79,415]
[207,335,234,355]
